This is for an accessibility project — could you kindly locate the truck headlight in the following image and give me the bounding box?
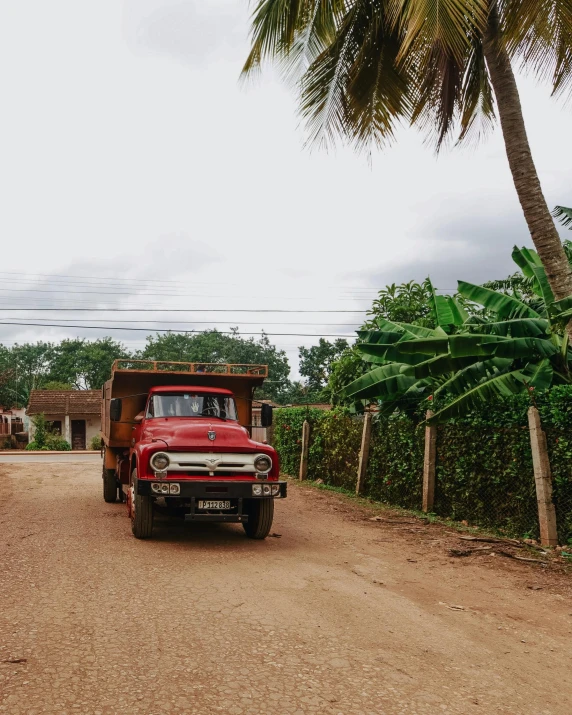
[252,484,263,496]
[254,454,272,474]
[151,452,170,471]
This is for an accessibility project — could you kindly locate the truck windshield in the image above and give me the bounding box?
[147,393,238,420]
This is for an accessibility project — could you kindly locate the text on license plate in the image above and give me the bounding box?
[197,500,231,510]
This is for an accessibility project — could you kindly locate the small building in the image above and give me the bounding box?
[0,407,26,436]
[27,390,101,450]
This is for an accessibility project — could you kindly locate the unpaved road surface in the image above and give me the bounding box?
[1,463,572,715]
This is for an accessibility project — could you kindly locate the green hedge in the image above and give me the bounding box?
[365,418,424,510]
[273,387,572,544]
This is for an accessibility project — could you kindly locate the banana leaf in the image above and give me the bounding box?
[393,322,447,338]
[448,334,509,358]
[427,370,529,423]
[428,278,455,329]
[340,363,418,400]
[482,337,559,359]
[356,330,404,344]
[458,281,540,319]
[531,265,554,310]
[356,343,431,366]
[520,360,553,391]
[548,294,572,321]
[463,318,548,337]
[448,296,469,325]
[395,338,450,355]
[413,354,493,379]
[433,358,513,397]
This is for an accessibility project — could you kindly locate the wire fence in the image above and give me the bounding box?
[273,406,572,544]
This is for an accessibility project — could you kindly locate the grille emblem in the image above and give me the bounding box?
[208,430,216,441]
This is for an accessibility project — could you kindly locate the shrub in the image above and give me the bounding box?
[26,413,71,451]
[90,435,103,450]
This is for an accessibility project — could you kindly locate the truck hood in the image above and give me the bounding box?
[141,418,262,451]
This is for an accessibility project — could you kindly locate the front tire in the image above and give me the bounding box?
[130,469,154,539]
[242,498,274,540]
[103,467,118,503]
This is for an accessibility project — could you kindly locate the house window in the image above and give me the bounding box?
[49,421,62,435]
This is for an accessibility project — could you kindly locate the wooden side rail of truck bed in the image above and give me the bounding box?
[111,360,268,378]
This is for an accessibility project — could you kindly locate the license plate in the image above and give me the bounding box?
[197,500,231,510]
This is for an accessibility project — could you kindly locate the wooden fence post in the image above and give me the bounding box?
[528,406,558,547]
[356,412,373,496]
[299,420,310,481]
[422,410,437,513]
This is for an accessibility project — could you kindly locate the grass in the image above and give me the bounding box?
[286,476,535,541]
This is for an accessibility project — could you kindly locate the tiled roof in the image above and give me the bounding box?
[27,390,101,416]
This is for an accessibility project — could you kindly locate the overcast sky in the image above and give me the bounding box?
[0,0,571,379]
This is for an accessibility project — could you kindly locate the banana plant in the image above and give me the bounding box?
[341,246,572,422]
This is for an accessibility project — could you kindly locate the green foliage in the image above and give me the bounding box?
[273,391,572,543]
[90,435,103,450]
[273,407,327,476]
[30,413,49,447]
[26,413,71,451]
[42,381,74,391]
[298,338,349,399]
[365,417,424,509]
[366,280,435,327]
[343,246,572,422]
[49,337,128,389]
[140,330,292,403]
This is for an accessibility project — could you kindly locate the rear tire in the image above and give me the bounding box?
[130,469,154,539]
[103,467,118,503]
[242,498,274,539]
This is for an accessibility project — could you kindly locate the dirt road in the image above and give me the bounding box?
[1,463,571,715]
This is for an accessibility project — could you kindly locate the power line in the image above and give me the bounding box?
[0,320,356,338]
[0,307,366,313]
[1,316,362,327]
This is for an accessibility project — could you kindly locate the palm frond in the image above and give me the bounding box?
[553,205,572,229]
[502,0,572,100]
[242,0,305,76]
[457,37,496,146]
[278,0,344,84]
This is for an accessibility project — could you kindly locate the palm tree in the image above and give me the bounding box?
[243,1,572,323]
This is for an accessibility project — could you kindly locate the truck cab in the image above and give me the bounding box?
[101,361,286,539]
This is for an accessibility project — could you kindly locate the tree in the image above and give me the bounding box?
[4,343,55,406]
[49,338,128,389]
[243,1,572,332]
[342,245,572,421]
[42,381,74,391]
[140,330,293,403]
[298,338,349,397]
[366,280,435,327]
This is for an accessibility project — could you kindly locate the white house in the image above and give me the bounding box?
[27,390,101,450]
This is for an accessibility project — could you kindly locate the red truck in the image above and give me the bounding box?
[101,360,285,539]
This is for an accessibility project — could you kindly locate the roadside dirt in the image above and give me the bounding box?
[1,463,571,715]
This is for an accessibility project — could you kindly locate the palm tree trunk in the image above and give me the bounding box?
[483,7,572,308]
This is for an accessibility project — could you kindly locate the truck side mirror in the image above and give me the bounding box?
[260,403,273,427]
[110,398,122,422]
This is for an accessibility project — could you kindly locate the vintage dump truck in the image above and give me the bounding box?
[101,360,285,539]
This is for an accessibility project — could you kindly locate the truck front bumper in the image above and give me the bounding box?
[135,479,287,500]
[135,479,287,524]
